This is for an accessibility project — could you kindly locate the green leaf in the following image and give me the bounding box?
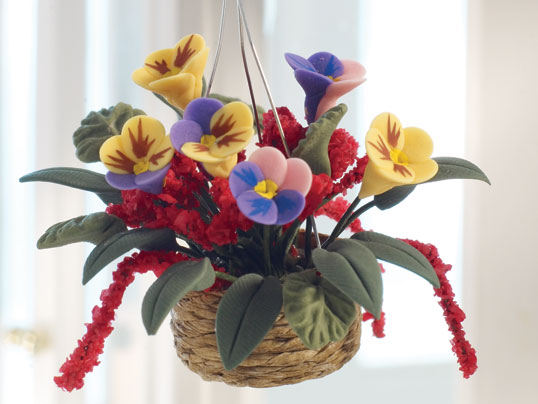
[19,167,122,205]
[82,227,178,284]
[37,212,126,249]
[216,274,282,370]
[208,93,265,130]
[72,102,146,163]
[283,270,356,349]
[142,258,215,335]
[351,231,439,287]
[430,157,490,184]
[312,239,382,318]
[374,184,416,210]
[292,104,347,175]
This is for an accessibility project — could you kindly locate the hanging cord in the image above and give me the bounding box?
[205,0,227,98]
[237,0,321,248]
[237,2,262,142]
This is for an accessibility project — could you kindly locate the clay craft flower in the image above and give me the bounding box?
[358,112,439,198]
[132,34,209,110]
[285,51,366,124]
[170,97,254,178]
[229,147,312,225]
[99,116,174,194]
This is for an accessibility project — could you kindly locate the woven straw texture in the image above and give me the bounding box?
[170,290,362,388]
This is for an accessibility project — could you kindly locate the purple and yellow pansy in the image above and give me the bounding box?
[170,98,254,178]
[99,116,174,194]
[358,113,438,198]
[132,34,209,110]
[229,147,312,225]
[285,52,366,124]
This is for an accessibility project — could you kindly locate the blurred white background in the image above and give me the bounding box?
[1,0,537,403]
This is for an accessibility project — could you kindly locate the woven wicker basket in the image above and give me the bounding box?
[170,290,362,387]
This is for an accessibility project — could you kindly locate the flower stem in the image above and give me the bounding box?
[152,92,183,118]
[323,196,361,248]
[214,271,237,283]
[305,216,313,268]
[263,225,272,275]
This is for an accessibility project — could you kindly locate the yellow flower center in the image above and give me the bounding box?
[133,160,150,175]
[390,148,409,165]
[327,75,341,82]
[254,179,278,199]
[201,134,217,147]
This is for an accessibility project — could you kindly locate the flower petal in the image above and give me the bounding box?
[340,59,366,81]
[279,158,312,196]
[402,127,434,162]
[274,190,305,225]
[148,135,174,171]
[294,69,332,123]
[105,171,137,190]
[369,112,404,150]
[358,163,399,199]
[210,126,253,158]
[315,79,363,121]
[209,101,254,157]
[141,48,176,78]
[134,164,170,194]
[170,119,204,153]
[229,161,265,198]
[148,73,196,110]
[202,154,238,178]
[236,190,277,225]
[248,147,287,187]
[365,128,397,171]
[408,159,438,184]
[183,98,224,134]
[285,53,316,72]
[100,136,134,174]
[181,142,227,163]
[307,52,344,78]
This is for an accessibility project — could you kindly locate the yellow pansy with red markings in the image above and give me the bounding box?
[99,116,174,194]
[170,98,254,178]
[132,34,209,110]
[358,112,438,198]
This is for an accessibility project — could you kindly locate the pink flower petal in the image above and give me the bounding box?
[248,147,287,187]
[279,158,312,196]
[339,59,366,81]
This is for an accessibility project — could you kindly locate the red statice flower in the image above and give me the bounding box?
[403,239,478,378]
[363,310,386,338]
[328,128,359,180]
[54,251,189,391]
[315,196,363,233]
[299,173,334,221]
[258,107,307,153]
[330,154,369,197]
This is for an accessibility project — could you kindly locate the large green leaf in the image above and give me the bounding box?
[37,212,126,249]
[141,258,215,335]
[216,274,282,370]
[82,227,178,284]
[292,104,347,175]
[429,157,490,184]
[351,231,439,287]
[373,156,489,210]
[72,102,146,163]
[312,239,382,318]
[19,167,122,205]
[283,270,356,349]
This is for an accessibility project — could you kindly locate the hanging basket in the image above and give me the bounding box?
[170,289,362,388]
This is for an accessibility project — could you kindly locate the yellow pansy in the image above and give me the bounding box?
[132,34,209,110]
[358,113,438,198]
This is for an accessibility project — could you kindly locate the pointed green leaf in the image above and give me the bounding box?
[72,102,146,163]
[216,274,282,370]
[312,239,382,318]
[19,167,122,205]
[283,270,356,349]
[374,184,416,210]
[351,231,439,287]
[142,258,214,335]
[292,104,348,175]
[430,157,490,184]
[37,212,126,249]
[82,227,178,284]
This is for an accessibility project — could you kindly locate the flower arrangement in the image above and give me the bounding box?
[20,26,489,392]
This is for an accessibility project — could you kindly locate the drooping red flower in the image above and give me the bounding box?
[54,251,189,391]
[315,196,363,233]
[330,154,369,197]
[403,239,478,379]
[363,310,386,338]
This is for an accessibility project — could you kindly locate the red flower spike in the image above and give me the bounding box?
[328,128,359,180]
[54,251,189,391]
[402,239,478,378]
[363,311,386,338]
[315,196,364,233]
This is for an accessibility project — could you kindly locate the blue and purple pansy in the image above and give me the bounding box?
[285,51,366,124]
[229,147,312,225]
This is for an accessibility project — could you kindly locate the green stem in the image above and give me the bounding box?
[305,216,313,268]
[199,187,219,215]
[214,271,238,282]
[263,225,272,275]
[323,196,361,248]
[153,92,183,118]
